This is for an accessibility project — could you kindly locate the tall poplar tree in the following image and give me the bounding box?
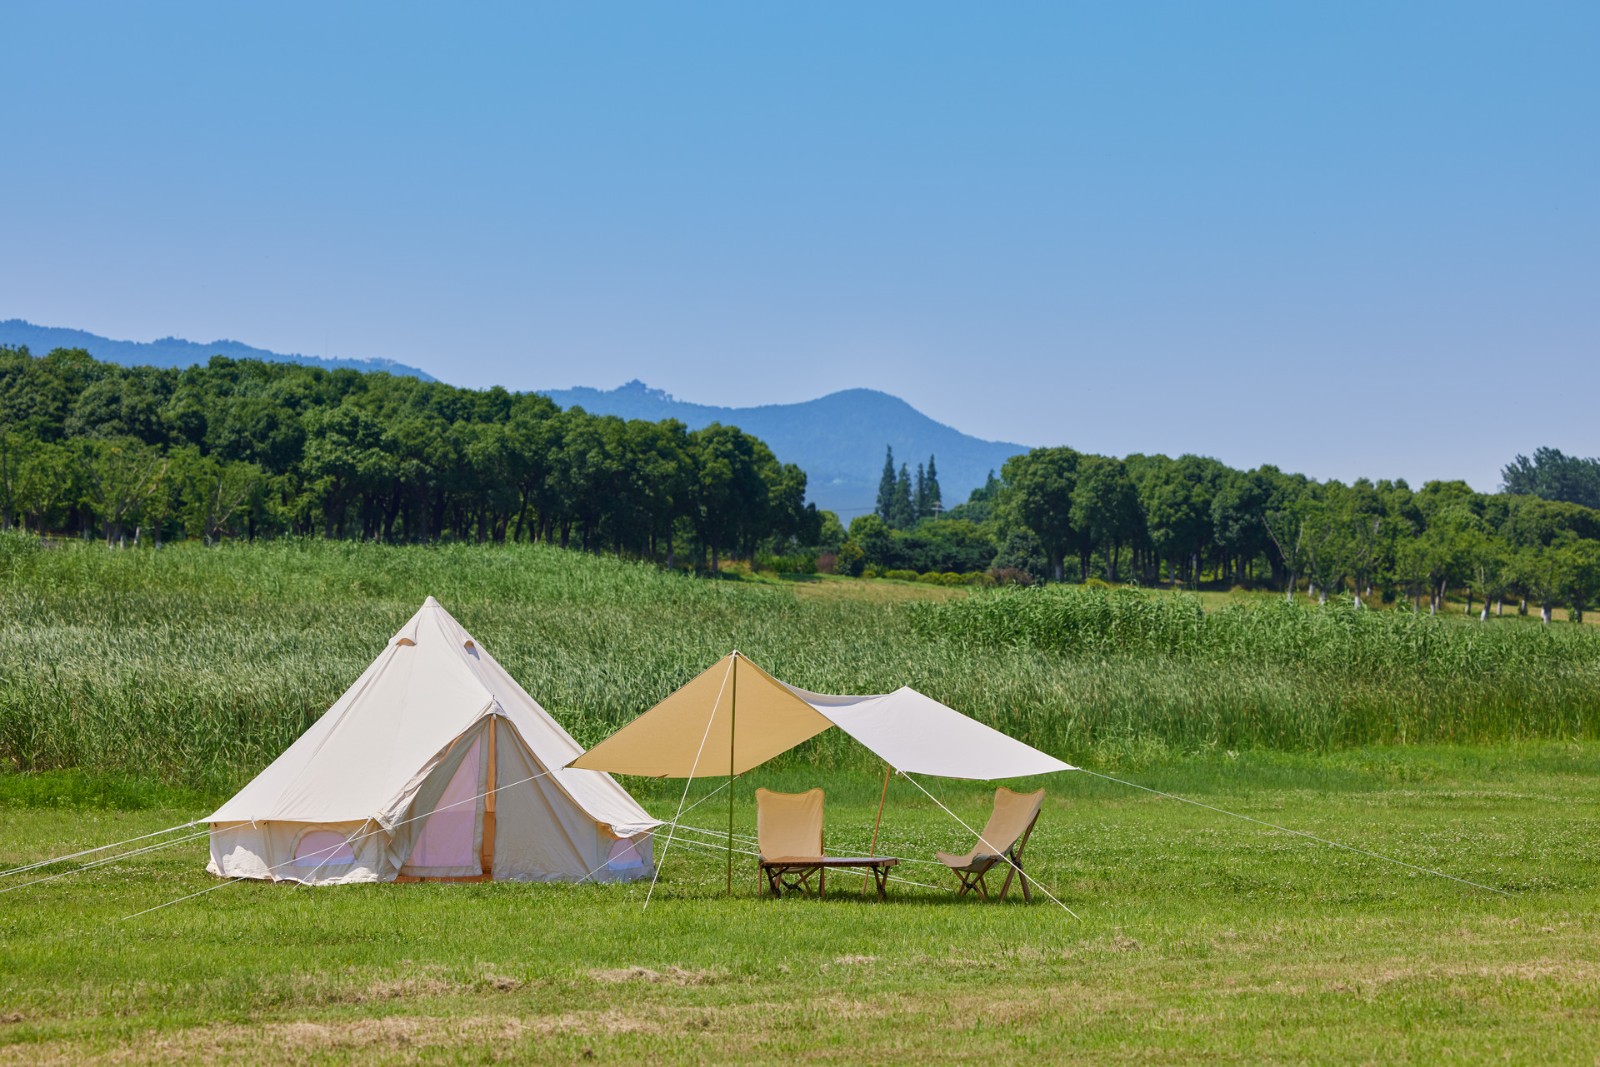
[925,455,942,518]
[875,446,897,523]
[892,463,916,528]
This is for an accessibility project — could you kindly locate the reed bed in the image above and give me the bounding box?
[2,535,1597,792]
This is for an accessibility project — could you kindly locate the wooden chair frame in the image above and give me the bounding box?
[759,856,898,900]
[755,788,899,901]
[761,857,827,898]
[948,809,1039,902]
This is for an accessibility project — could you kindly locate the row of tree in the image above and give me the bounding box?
[1500,447,1600,511]
[0,346,819,567]
[874,447,942,528]
[834,447,1600,622]
[7,344,1595,619]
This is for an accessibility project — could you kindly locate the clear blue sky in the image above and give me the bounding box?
[3,2,1595,491]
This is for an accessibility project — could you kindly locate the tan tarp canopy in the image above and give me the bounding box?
[569,651,1074,780]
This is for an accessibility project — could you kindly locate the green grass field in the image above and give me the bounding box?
[2,540,1599,1062]
[3,750,1598,1064]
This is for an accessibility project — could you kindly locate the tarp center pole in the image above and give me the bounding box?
[861,762,892,896]
[726,653,738,897]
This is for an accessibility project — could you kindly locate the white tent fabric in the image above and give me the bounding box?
[571,652,1074,781]
[207,597,660,885]
[781,683,1074,780]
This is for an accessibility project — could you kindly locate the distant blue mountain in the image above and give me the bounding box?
[0,319,1024,514]
[0,319,436,381]
[543,380,1027,516]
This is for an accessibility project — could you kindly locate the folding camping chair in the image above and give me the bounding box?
[935,786,1045,901]
[756,788,827,897]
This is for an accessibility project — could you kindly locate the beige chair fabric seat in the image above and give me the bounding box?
[756,787,828,896]
[937,786,1045,901]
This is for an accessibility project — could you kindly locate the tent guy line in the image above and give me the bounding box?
[119,765,561,921]
[643,653,735,910]
[672,777,734,822]
[671,823,757,847]
[573,650,1077,907]
[664,832,956,895]
[670,821,953,871]
[99,789,643,932]
[3,809,947,913]
[896,771,1080,919]
[0,830,213,896]
[1078,769,1512,897]
[9,760,605,905]
[0,820,204,880]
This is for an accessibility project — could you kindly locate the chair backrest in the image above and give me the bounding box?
[973,787,1045,857]
[755,787,824,859]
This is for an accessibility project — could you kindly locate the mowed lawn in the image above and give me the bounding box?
[2,746,1598,1065]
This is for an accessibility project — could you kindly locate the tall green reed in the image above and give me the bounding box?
[2,536,1597,791]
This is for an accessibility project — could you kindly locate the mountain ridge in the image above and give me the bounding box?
[542,379,1027,515]
[0,319,1029,514]
[0,319,437,381]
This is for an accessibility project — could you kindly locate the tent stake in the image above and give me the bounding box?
[727,653,738,897]
[861,763,892,895]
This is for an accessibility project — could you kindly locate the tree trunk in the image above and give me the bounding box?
[1480,601,1491,622]
[1464,589,1473,617]
[514,491,532,542]
[1519,596,1528,616]
[1541,601,1552,624]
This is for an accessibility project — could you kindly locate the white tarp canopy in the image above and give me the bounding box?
[569,651,1074,780]
[208,597,660,885]
[781,683,1073,780]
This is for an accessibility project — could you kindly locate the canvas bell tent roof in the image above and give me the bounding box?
[207,597,660,885]
[570,651,1073,780]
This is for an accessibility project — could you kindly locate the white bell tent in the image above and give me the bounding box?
[207,597,660,885]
